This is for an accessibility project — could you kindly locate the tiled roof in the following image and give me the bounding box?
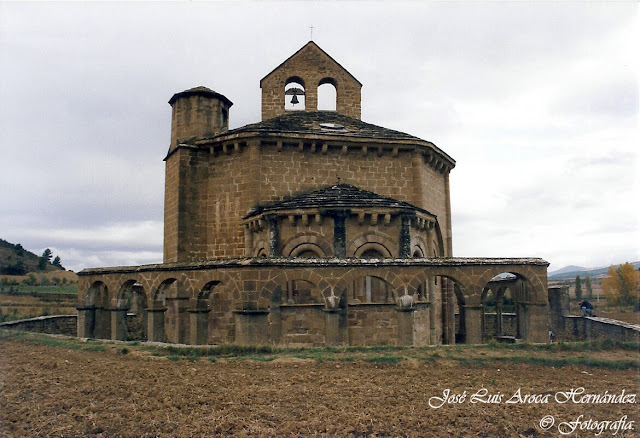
[245,183,434,218]
[212,111,424,142]
[168,86,233,107]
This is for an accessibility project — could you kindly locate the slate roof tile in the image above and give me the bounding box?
[245,183,434,218]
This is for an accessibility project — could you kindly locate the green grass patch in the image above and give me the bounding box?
[364,355,403,365]
[82,344,106,352]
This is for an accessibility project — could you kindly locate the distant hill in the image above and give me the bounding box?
[549,262,640,280]
[548,265,588,276]
[0,238,64,275]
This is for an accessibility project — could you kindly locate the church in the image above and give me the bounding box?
[77,42,550,346]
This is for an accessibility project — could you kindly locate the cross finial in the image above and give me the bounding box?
[310,25,314,40]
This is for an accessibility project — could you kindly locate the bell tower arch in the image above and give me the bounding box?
[260,41,362,120]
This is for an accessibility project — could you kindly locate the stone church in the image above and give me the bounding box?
[77,42,550,346]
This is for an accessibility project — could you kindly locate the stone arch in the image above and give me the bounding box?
[251,237,269,257]
[281,232,332,257]
[340,267,404,305]
[317,77,337,111]
[258,269,333,309]
[285,76,305,110]
[348,231,396,257]
[476,269,547,343]
[79,281,109,339]
[410,235,427,258]
[85,281,108,307]
[476,267,546,304]
[354,242,392,258]
[111,279,149,341]
[152,277,179,306]
[197,280,220,305]
[283,279,324,305]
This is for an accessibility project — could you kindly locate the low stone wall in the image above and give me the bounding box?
[455,313,517,340]
[561,316,640,343]
[0,315,77,336]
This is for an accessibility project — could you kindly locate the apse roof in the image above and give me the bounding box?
[211,111,424,142]
[244,183,435,219]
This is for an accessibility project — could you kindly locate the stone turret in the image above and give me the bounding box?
[168,86,232,152]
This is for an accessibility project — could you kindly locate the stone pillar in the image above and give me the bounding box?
[244,225,253,257]
[330,210,349,258]
[189,309,211,345]
[548,286,569,339]
[266,214,279,256]
[110,307,129,341]
[76,306,95,338]
[165,297,190,344]
[396,307,415,346]
[146,307,167,342]
[234,310,270,345]
[522,303,550,343]
[444,170,453,256]
[413,304,431,346]
[464,305,483,344]
[324,309,341,346]
[399,214,412,258]
[495,303,503,336]
[411,151,424,207]
[443,279,456,344]
[94,307,110,339]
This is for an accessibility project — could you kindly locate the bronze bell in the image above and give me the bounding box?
[291,94,299,105]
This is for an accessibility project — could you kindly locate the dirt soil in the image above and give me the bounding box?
[0,337,638,437]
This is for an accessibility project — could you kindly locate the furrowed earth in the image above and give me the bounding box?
[0,331,638,437]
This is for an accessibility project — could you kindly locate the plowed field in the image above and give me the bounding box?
[1,331,638,437]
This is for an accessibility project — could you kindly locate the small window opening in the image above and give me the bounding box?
[317,81,337,111]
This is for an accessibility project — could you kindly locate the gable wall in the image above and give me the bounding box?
[261,44,361,120]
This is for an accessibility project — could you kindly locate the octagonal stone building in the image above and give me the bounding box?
[77,42,550,346]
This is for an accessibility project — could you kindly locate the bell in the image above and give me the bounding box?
[291,94,299,105]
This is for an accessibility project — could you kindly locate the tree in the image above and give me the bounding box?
[52,256,64,270]
[38,248,53,270]
[602,263,640,308]
[585,275,593,299]
[575,275,582,301]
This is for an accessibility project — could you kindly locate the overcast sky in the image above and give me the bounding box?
[1,1,638,273]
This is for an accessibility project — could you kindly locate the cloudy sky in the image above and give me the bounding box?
[1,1,638,273]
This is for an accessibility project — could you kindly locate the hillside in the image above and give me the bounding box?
[549,261,640,280]
[0,239,64,275]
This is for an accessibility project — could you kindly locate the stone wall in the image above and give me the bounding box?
[165,139,450,262]
[0,315,77,336]
[547,286,639,342]
[560,316,639,343]
[77,258,550,346]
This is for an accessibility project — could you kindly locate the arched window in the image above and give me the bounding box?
[354,275,394,304]
[285,77,305,110]
[317,78,337,111]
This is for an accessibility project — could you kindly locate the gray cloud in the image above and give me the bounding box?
[1,2,637,273]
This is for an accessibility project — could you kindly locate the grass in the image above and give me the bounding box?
[1,329,638,370]
[0,284,77,295]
